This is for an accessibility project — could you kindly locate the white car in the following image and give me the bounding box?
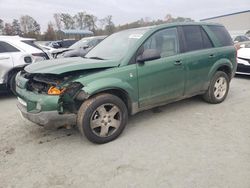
[0,36,49,94]
[237,47,250,75]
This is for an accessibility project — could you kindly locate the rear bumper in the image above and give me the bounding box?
[17,102,77,129]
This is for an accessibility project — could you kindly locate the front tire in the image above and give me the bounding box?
[77,93,128,144]
[203,71,230,104]
[8,72,18,96]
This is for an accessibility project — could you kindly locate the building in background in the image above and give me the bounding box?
[201,10,250,37]
[58,29,93,40]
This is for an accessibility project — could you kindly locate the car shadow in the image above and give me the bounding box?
[22,95,204,145]
[123,96,204,136]
[0,92,16,100]
[235,74,250,80]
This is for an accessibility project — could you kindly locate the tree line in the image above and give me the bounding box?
[0,12,194,41]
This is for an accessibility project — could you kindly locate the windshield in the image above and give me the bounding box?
[70,38,92,49]
[85,28,150,60]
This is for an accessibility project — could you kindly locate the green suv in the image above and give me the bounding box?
[16,22,237,144]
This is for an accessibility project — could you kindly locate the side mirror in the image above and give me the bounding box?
[53,42,60,48]
[82,45,89,49]
[137,49,161,63]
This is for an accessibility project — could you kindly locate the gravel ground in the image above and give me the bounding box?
[0,76,250,188]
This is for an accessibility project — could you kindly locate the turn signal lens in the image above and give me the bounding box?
[48,86,65,95]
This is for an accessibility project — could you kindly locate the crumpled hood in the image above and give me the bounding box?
[25,57,119,74]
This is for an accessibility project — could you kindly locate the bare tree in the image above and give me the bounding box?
[84,14,97,32]
[12,19,22,35]
[0,19,4,34]
[74,12,86,30]
[54,13,62,31]
[4,23,14,35]
[60,13,75,29]
[165,14,173,22]
[20,15,40,35]
[100,15,115,34]
[44,22,56,40]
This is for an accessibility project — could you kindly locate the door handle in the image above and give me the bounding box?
[209,54,215,58]
[174,60,182,65]
[0,56,10,60]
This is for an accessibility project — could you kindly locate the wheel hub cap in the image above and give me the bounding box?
[214,77,227,100]
[90,103,121,138]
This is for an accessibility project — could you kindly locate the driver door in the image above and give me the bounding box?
[136,27,185,108]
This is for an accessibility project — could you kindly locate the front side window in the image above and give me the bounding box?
[141,28,179,58]
[0,41,20,53]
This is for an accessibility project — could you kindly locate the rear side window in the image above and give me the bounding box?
[201,28,213,48]
[182,26,213,52]
[207,25,233,46]
[0,41,20,53]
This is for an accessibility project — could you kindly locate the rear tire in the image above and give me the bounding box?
[203,71,229,104]
[77,93,128,144]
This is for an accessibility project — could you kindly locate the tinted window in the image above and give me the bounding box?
[201,28,213,48]
[0,41,19,53]
[182,26,213,52]
[183,26,203,52]
[207,25,233,46]
[142,28,179,58]
[62,40,77,48]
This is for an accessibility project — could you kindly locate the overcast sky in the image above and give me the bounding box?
[0,0,249,31]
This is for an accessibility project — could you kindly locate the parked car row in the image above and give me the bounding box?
[232,35,250,75]
[46,39,78,49]
[0,36,106,94]
[237,47,250,75]
[15,22,237,144]
[55,36,106,58]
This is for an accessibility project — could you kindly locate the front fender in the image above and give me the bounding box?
[82,77,137,102]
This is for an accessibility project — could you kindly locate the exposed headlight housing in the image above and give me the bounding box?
[48,86,65,95]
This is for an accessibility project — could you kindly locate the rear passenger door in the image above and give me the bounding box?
[179,25,215,96]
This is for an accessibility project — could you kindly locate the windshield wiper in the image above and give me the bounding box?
[88,57,105,60]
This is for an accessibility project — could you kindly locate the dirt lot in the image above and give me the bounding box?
[0,76,250,188]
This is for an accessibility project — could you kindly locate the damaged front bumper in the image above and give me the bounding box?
[15,71,87,128]
[16,76,77,129]
[17,100,77,129]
